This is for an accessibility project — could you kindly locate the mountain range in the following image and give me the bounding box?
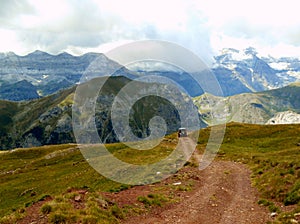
[1,47,300,101]
[212,47,300,96]
[1,48,300,150]
[0,77,299,150]
[0,50,136,101]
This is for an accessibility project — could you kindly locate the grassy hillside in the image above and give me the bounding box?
[194,82,300,125]
[200,122,300,223]
[0,75,192,150]
[1,124,300,223]
[266,82,300,110]
[0,134,178,223]
[0,86,76,149]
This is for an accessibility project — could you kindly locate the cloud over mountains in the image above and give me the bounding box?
[1,0,300,60]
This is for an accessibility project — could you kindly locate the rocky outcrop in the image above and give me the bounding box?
[266,111,300,124]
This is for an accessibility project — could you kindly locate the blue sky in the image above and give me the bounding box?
[1,0,300,61]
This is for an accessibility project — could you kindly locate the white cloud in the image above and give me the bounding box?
[92,0,189,30]
[0,0,300,58]
[0,29,24,52]
[194,0,300,28]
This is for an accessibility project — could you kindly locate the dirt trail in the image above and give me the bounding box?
[16,151,271,224]
[122,160,270,224]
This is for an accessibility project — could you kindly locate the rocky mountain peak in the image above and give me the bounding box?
[26,50,52,58]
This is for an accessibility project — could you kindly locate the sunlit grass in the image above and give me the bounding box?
[207,123,300,223]
[1,123,300,223]
[0,144,120,218]
[0,134,178,219]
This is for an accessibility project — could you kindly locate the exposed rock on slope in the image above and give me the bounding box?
[0,51,136,101]
[0,76,199,150]
[266,111,300,124]
[213,47,300,96]
[193,83,300,125]
[2,47,300,101]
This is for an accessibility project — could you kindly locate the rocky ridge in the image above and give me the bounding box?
[193,83,300,125]
[2,47,300,100]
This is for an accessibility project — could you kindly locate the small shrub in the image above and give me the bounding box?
[284,192,300,206]
[110,205,124,219]
[147,194,155,199]
[284,181,300,206]
[24,201,32,208]
[258,199,280,212]
[288,168,295,175]
[177,185,192,192]
[49,213,67,224]
[268,203,280,213]
[38,194,51,201]
[138,194,168,208]
[256,169,264,175]
[149,194,168,206]
[137,196,151,207]
[41,204,52,214]
[109,184,130,193]
[120,184,130,191]
[258,199,270,206]
[82,216,98,224]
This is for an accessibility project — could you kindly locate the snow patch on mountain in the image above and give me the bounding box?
[213,47,300,96]
[269,62,289,70]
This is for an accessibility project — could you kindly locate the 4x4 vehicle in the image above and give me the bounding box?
[178,128,188,138]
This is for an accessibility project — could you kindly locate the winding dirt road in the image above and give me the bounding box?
[16,138,271,224]
[122,160,270,224]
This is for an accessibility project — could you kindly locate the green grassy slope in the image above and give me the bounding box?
[0,134,178,220]
[0,144,117,217]
[0,75,188,149]
[0,86,76,149]
[194,82,300,125]
[200,122,300,223]
[0,123,300,223]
